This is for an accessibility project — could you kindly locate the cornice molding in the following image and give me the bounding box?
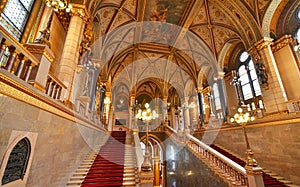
[24,43,55,63]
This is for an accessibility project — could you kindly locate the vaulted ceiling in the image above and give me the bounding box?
[82,0,296,100]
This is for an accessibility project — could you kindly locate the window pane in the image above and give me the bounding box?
[215,99,221,110]
[0,0,34,40]
[253,80,262,96]
[239,51,249,62]
[239,74,249,85]
[3,0,28,31]
[238,65,247,75]
[250,69,257,80]
[20,0,34,10]
[296,28,300,44]
[213,83,221,110]
[213,83,219,97]
[248,60,254,70]
[0,14,22,39]
[242,84,253,100]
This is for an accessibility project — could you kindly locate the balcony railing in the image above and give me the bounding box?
[0,26,104,129]
[0,27,39,84]
[45,72,66,100]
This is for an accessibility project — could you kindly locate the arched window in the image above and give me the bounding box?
[0,0,35,40]
[1,138,31,185]
[237,51,262,103]
[296,27,300,44]
[212,83,221,110]
[296,9,300,44]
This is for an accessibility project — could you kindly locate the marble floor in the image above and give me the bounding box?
[165,139,228,187]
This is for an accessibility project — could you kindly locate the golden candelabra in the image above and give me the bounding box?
[230,106,258,166]
[136,103,158,171]
[46,0,72,12]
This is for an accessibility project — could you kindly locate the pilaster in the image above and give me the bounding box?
[249,37,288,114]
[182,96,190,134]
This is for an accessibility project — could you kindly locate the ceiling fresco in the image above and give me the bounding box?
[86,0,295,99]
[144,0,190,25]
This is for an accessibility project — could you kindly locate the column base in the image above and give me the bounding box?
[140,171,154,186]
[245,165,265,187]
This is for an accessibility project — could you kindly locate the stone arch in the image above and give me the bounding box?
[140,134,166,161]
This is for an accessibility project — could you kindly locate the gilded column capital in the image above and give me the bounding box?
[70,4,90,22]
[196,87,203,93]
[248,37,274,61]
[255,37,274,50]
[272,35,297,53]
[215,71,225,80]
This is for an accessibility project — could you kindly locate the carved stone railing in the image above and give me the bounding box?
[0,27,40,84]
[45,72,66,100]
[0,26,105,130]
[186,134,248,187]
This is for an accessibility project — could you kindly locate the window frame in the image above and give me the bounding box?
[237,51,262,105]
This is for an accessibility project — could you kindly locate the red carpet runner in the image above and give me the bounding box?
[81,131,126,187]
[210,144,289,187]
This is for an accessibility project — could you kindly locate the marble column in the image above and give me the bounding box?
[189,95,199,130]
[196,87,204,127]
[153,148,160,187]
[162,96,168,123]
[182,97,190,134]
[129,95,136,130]
[249,38,288,113]
[216,72,228,121]
[58,4,89,104]
[104,91,112,128]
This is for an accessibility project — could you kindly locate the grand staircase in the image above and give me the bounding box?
[66,131,139,187]
[210,144,297,187]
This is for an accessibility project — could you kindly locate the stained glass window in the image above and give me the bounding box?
[0,0,35,40]
[238,51,262,101]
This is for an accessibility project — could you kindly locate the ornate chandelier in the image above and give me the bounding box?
[46,0,72,12]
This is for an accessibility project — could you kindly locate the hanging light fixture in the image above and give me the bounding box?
[46,0,72,13]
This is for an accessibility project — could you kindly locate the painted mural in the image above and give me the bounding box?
[142,0,189,44]
[145,0,189,24]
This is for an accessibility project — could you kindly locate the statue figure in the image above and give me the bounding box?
[34,12,53,48]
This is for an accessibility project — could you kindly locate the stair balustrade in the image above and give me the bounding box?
[186,134,248,186]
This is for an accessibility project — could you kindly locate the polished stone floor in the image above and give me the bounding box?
[165,139,228,187]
